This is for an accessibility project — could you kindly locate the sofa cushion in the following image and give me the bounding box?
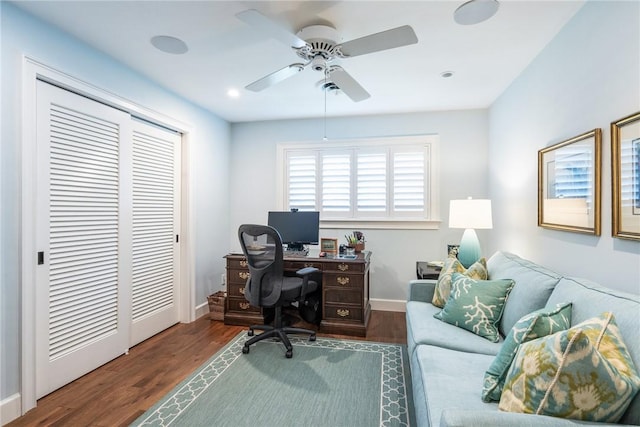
[412,344,498,427]
[545,277,640,425]
[406,300,502,357]
[487,251,562,337]
[432,256,487,307]
[499,312,640,423]
[434,274,514,342]
[482,302,572,402]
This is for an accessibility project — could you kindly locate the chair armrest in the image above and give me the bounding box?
[296,267,320,297]
[439,410,616,427]
[296,267,320,277]
[408,279,437,303]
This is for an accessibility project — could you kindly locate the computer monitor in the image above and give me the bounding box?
[267,211,320,251]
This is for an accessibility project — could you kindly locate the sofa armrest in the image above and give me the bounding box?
[440,410,617,427]
[408,279,436,303]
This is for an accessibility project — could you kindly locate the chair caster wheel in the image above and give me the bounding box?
[285,349,293,358]
[247,329,254,337]
[242,345,250,354]
[309,334,316,342]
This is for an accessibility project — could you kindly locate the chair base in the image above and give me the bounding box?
[242,307,316,358]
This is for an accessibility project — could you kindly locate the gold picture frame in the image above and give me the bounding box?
[320,238,338,254]
[611,111,640,240]
[538,128,602,235]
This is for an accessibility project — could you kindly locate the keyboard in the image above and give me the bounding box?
[284,249,308,257]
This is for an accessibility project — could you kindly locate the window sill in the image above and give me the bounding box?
[320,219,442,230]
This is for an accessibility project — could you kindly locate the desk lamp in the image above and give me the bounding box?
[449,198,493,268]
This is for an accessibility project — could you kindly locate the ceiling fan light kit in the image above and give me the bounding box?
[236,9,418,102]
[454,0,500,25]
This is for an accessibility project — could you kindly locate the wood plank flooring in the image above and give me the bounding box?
[8,310,406,427]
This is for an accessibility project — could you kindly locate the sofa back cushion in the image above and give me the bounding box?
[487,252,562,336]
[545,277,640,425]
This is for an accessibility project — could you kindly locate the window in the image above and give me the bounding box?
[277,136,439,228]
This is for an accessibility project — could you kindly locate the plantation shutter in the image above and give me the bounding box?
[357,152,387,213]
[550,145,593,205]
[287,153,316,211]
[393,150,425,214]
[130,120,180,346]
[322,152,351,214]
[620,140,638,209]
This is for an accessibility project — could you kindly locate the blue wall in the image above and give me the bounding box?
[1,2,231,401]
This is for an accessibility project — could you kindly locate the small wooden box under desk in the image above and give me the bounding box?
[224,251,372,337]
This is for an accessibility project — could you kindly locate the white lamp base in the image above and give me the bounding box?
[458,228,481,268]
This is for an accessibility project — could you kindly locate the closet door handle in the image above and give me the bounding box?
[37,251,45,265]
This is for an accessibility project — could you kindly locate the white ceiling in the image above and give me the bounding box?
[12,0,585,123]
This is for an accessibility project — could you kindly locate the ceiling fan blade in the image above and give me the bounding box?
[246,64,305,92]
[338,25,418,57]
[328,67,370,102]
[236,9,306,49]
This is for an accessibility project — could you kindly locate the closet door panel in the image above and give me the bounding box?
[35,81,131,398]
[130,120,181,346]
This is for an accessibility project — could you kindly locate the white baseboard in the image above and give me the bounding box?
[369,298,406,312]
[195,301,209,319]
[1,393,22,425]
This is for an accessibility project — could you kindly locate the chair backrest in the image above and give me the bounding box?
[238,224,285,307]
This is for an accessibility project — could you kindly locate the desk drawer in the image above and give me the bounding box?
[227,282,247,298]
[324,304,363,322]
[284,261,323,271]
[227,257,248,269]
[227,268,250,284]
[324,288,362,305]
[227,296,259,313]
[324,273,363,288]
[325,261,365,273]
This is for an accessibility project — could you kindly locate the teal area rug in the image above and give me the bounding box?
[131,332,413,426]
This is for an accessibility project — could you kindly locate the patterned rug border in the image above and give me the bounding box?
[132,332,412,427]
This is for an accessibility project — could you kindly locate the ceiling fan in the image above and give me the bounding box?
[236,9,419,102]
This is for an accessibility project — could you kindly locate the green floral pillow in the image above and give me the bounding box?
[433,273,514,342]
[481,302,572,402]
[499,312,640,423]
[432,257,487,308]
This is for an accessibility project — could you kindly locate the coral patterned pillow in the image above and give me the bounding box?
[432,257,487,307]
[499,312,640,422]
[433,273,514,342]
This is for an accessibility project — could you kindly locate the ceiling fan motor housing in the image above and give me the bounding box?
[296,24,341,66]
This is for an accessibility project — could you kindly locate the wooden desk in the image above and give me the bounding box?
[224,251,371,336]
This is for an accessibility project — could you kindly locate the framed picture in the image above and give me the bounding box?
[320,238,338,254]
[611,111,640,240]
[538,128,602,235]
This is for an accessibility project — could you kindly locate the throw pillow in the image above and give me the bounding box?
[499,312,640,423]
[432,257,487,308]
[481,302,572,402]
[433,273,514,342]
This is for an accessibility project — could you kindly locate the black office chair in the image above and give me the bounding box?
[238,224,319,358]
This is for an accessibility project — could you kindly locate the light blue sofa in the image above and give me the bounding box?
[406,251,640,427]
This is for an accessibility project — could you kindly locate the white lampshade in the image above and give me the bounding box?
[449,198,493,229]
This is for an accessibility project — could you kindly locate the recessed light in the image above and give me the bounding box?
[150,35,189,54]
[227,88,240,98]
[454,0,500,25]
[441,71,455,78]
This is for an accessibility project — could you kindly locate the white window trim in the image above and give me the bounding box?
[277,135,440,230]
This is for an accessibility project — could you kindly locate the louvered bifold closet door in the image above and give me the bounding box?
[130,120,181,346]
[35,81,131,398]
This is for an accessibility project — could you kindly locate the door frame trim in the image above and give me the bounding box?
[20,56,195,413]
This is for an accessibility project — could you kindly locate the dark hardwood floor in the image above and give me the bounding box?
[8,310,406,427]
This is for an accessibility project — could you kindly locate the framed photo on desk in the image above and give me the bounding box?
[320,238,338,254]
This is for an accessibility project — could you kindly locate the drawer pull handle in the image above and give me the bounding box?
[239,287,245,295]
[304,263,315,268]
[338,263,349,271]
[337,309,350,317]
[239,272,250,280]
[337,276,350,286]
[239,302,250,310]
[240,260,248,267]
